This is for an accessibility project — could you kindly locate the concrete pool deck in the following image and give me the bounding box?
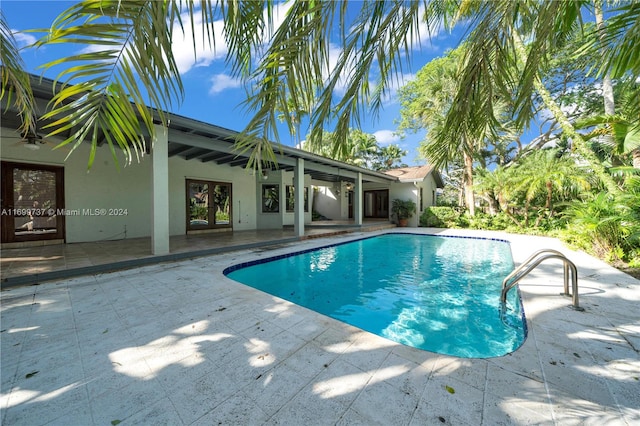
[1,228,639,425]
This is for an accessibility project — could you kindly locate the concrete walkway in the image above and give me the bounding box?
[1,228,639,425]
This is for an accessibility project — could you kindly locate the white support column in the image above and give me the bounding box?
[151,123,170,255]
[354,172,363,225]
[294,157,305,237]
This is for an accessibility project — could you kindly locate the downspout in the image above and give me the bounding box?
[413,182,420,227]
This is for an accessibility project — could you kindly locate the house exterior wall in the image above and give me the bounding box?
[389,182,419,227]
[1,129,151,243]
[168,155,257,234]
[313,181,402,222]
[311,181,343,220]
[2,124,424,241]
[256,170,283,229]
[415,174,439,215]
[388,174,440,227]
[1,128,258,243]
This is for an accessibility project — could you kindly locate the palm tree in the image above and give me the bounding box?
[398,44,483,215]
[302,129,378,168]
[514,149,592,227]
[436,1,640,195]
[349,130,379,168]
[2,1,639,175]
[474,166,518,222]
[373,144,407,171]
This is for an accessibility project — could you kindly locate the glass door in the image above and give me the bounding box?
[1,162,65,243]
[363,189,389,218]
[186,179,231,230]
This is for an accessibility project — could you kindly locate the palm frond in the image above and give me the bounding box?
[35,0,184,169]
[237,1,430,170]
[593,2,640,79]
[0,11,36,136]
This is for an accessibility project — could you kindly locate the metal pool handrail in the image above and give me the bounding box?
[500,249,583,311]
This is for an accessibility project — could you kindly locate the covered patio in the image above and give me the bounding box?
[0,221,395,288]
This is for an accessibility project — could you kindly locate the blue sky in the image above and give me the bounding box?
[3,1,469,166]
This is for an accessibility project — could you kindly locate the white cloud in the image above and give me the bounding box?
[172,13,227,74]
[78,43,114,55]
[173,1,293,75]
[12,30,36,46]
[209,73,242,94]
[373,130,401,145]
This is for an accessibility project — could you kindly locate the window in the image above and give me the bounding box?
[262,184,280,213]
[186,179,231,230]
[285,186,308,212]
[1,161,65,243]
[419,187,424,211]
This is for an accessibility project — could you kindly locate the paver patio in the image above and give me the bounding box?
[1,228,639,425]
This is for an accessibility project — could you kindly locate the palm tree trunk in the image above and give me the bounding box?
[546,181,552,216]
[633,149,640,169]
[595,1,615,116]
[488,195,498,215]
[504,210,522,227]
[595,1,624,168]
[463,151,475,216]
[534,213,543,228]
[513,32,621,196]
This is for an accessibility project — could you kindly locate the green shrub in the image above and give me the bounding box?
[420,207,462,228]
[561,190,639,262]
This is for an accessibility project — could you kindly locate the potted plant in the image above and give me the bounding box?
[391,198,416,227]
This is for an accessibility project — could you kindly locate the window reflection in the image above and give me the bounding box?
[285,186,308,212]
[187,179,231,229]
[262,184,279,213]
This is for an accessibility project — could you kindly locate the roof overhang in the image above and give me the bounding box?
[1,74,397,185]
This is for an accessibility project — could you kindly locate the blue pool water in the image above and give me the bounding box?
[224,233,526,358]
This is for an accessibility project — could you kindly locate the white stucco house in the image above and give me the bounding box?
[1,75,443,254]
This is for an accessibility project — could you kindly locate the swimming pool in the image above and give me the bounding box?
[224,233,526,358]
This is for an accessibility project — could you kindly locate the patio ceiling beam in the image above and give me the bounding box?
[215,154,239,165]
[168,129,247,158]
[199,151,229,162]
[168,144,191,157]
[229,158,249,167]
[166,127,394,183]
[184,149,211,161]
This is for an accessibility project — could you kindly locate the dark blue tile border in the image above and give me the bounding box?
[223,231,512,274]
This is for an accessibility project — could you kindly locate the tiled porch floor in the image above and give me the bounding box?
[1,221,394,287]
[1,228,639,425]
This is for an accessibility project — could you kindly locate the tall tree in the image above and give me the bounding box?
[2,1,638,175]
[397,45,480,215]
[373,144,408,171]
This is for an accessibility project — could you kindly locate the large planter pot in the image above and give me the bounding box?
[398,218,409,227]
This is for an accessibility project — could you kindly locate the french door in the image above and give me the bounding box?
[186,179,232,231]
[1,161,65,243]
